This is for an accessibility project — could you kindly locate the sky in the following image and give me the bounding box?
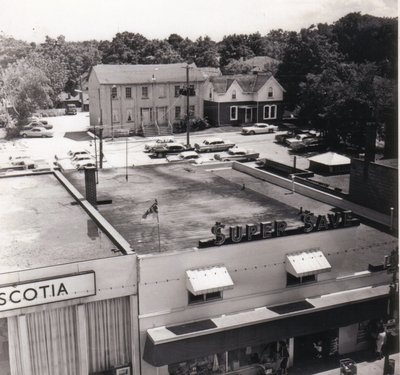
[0,0,398,43]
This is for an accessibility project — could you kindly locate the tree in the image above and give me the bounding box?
[223,59,253,74]
[218,34,255,67]
[1,60,52,123]
[192,36,219,67]
[141,40,182,64]
[0,36,34,69]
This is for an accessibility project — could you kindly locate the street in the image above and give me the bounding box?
[0,112,311,171]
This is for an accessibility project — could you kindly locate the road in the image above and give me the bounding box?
[0,113,311,170]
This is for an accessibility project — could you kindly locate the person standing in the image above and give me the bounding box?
[278,341,289,375]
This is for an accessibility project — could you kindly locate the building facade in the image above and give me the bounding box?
[88,64,207,137]
[203,74,285,126]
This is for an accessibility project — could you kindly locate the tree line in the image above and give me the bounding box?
[0,12,397,155]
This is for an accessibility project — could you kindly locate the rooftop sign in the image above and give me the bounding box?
[0,272,96,312]
[199,210,360,248]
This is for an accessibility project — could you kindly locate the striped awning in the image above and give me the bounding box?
[186,266,234,296]
[286,249,331,277]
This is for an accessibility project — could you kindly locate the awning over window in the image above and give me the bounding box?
[286,249,331,277]
[186,266,234,296]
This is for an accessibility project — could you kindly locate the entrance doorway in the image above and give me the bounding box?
[141,108,152,125]
[157,107,168,125]
[245,108,252,123]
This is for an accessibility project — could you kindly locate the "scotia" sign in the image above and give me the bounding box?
[0,272,96,312]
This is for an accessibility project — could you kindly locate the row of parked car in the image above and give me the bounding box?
[55,150,96,170]
[275,129,327,152]
[143,137,259,163]
[19,117,54,138]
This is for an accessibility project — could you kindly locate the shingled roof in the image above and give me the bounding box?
[92,63,207,85]
[209,73,273,94]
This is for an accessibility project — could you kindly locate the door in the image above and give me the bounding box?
[245,108,252,123]
[157,107,168,125]
[141,108,152,125]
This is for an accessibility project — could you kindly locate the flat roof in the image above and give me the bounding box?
[63,164,351,254]
[0,173,119,273]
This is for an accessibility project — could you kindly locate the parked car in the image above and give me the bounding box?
[71,155,94,164]
[144,137,175,151]
[151,143,189,158]
[290,138,328,152]
[67,150,90,158]
[20,127,53,138]
[10,156,36,169]
[23,121,53,130]
[166,151,200,163]
[214,147,260,162]
[285,133,316,147]
[241,123,278,135]
[76,161,96,170]
[65,104,77,115]
[194,138,235,153]
[27,116,48,125]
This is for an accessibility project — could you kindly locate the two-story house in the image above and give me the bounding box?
[88,63,207,137]
[203,73,285,126]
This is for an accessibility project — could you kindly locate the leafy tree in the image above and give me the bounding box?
[218,34,255,67]
[263,29,290,60]
[0,36,34,68]
[223,59,253,74]
[167,34,184,50]
[141,40,182,64]
[1,60,52,123]
[192,36,219,67]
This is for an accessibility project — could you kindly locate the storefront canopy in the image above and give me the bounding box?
[143,286,388,366]
[286,249,331,277]
[186,266,234,296]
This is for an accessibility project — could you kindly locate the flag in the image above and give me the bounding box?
[142,199,158,219]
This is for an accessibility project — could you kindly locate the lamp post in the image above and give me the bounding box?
[110,85,116,141]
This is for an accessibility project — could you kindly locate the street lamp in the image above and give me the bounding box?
[110,85,116,141]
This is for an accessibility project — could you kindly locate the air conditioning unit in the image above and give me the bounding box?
[115,367,131,375]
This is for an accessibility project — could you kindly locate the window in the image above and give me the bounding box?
[111,86,117,99]
[268,87,273,98]
[230,106,238,120]
[126,109,133,122]
[189,105,195,116]
[188,291,222,304]
[263,105,277,119]
[232,89,236,100]
[209,88,212,100]
[175,106,181,119]
[125,87,132,99]
[174,85,180,97]
[142,86,148,99]
[159,85,166,98]
[112,110,119,123]
[286,273,316,286]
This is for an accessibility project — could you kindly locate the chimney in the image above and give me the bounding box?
[84,167,97,207]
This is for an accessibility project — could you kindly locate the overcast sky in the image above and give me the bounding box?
[0,0,397,43]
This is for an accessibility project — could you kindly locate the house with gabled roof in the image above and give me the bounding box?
[203,73,285,126]
[88,63,207,137]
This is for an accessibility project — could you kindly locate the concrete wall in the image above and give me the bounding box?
[349,158,398,215]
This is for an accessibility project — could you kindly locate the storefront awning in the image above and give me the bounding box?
[286,249,331,277]
[143,286,388,366]
[186,266,234,295]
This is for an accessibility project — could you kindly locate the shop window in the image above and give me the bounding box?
[125,87,132,99]
[174,85,180,97]
[232,89,237,100]
[175,106,181,119]
[188,291,222,304]
[141,86,148,99]
[268,87,273,98]
[230,106,238,120]
[111,86,118,99]
[286,273,316,286]
[263,105,277,120]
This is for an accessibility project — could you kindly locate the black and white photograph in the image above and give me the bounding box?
[0,1,398,374]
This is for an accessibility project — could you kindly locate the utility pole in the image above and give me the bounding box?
[186,65,190,147]
[99,127,104,169]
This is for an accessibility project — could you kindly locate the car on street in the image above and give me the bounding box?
[71,155,94,164]
[241,123,278,135]
[20,127,54,138]
[285,133,316,147]
[23,121,53,130]
[214,147,260,162]
[151,143,189,158]
[166,151,200,163]
[76,161,96,170]
[65,104,77,115]
[144,137,175,151]
[290,137,328,152]
[194,138,235,152]
[10,156,36,169]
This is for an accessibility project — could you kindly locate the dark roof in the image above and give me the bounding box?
[210,73,272,94]
[92,63,207,85]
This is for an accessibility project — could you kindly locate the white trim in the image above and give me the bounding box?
[263,104,277,120]
[230,106,238,121]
